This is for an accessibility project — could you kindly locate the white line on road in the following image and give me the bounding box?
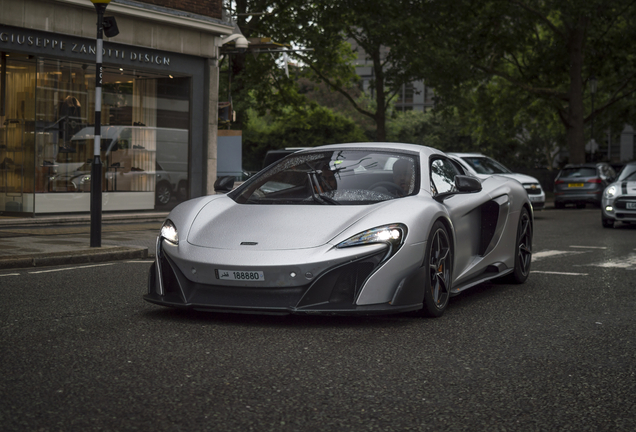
[532,250,585,261]
[0,273,20,277]
[584,254,636,270]
[570,245,607,249]
[531,271,589,276]
[126,261,154,264]
[29,263,115,274]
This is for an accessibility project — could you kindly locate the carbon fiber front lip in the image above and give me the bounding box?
[143,291,422,316]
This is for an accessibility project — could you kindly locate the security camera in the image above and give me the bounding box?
[235,36,249,52]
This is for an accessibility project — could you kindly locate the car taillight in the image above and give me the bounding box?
[587,178,602,183]
[555,180,564,184]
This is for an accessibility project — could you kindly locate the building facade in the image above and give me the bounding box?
[0,0,231,215]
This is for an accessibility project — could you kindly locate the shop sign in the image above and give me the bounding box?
[0,26,171,66]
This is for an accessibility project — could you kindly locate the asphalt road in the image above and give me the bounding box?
[1,208,634,431]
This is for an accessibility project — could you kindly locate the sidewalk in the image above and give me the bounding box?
[0,212,168,270]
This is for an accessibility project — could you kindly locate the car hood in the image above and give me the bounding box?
[615,180,636,194]
[497,173,540,185]
[187,197,388,250]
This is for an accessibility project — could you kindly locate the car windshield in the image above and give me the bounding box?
[618,165,636,181]
[560,167,597,178]
[461,156,511,174]
[230,150,419,205]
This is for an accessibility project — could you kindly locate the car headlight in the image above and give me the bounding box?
[79,175,91,184]
[160,219,179,245]
[337,224,406,256]
[605,185,617,198]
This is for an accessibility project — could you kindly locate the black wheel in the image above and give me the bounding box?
[502,207,532,284]
[602,217,614,228]
[554,201,565,209]
[369,181,403,196]
[421,221,453,318]
[156,181,172,205]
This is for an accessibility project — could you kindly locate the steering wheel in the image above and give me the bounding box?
[369,181,403,196]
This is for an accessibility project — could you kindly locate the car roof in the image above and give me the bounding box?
[294,142,445,158]
[446,152,485,157]
[563,163,605,168]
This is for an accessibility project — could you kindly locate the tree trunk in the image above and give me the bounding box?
[372,51,386,142]
[564,20,588,165]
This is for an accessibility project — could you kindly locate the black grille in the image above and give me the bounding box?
[613,198,636,210]
[523,184,542,195]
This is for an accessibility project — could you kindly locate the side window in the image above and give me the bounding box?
[431,158,460,195]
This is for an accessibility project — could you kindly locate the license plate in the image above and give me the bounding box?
[529,195,542,202]
[217,270,265,281]
[627,202,636,209]
[568,183,584,188]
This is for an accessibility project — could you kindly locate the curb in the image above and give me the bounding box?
[0,246,148,270]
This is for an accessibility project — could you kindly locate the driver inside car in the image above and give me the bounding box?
[392,158,414,196]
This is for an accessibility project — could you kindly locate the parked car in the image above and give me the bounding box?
[601,161,636,228]
[554,162,616,209]
[447,153,546,209]
[145,143,533,317]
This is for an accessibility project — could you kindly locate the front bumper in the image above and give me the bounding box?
[144,238,425,315]
[601,196,636,222]
[554,190,602,205]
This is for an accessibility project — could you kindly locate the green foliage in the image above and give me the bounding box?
[416,0,636,164]
[385,110,472,153]
[242,102,367,171]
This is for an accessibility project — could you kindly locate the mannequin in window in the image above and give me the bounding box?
[58,96,82,153]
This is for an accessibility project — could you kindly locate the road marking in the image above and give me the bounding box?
[0,273,20,277]
[29,263,115,274]
[584,254,636,270]
[570,245,607,249]
[532,250,585,261]
[126,260,154,264]
[531,271,589,276]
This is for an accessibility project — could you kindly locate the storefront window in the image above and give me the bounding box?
[1,51,190,214]
[0,53,36,213]
[35,58,191,212]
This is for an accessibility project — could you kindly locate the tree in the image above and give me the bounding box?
[242,102,367,171]
[418,0,636,164]
[224,0,428,141]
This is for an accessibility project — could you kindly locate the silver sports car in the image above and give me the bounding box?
[145,143,533,317]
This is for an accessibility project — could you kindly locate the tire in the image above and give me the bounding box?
[156,181,172,205]
[602,217,614,228]
[421,221,453,318]
[555,201,565,209]
[502,207,532,284]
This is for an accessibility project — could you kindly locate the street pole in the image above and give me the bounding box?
[90,0,110,247]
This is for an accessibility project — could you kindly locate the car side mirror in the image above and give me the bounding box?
[434,175,482,202]
[455,175,482,193]
[214,175,236,193]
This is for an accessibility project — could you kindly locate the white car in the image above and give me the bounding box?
[601,161,636,228]
[448,153,546,210]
